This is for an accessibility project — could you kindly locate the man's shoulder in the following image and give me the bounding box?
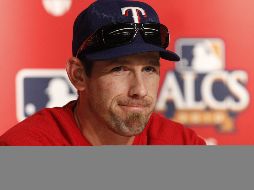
[146,113,206,145]
[0,101,76,146]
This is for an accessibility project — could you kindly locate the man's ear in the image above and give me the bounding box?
[66,57,86,91]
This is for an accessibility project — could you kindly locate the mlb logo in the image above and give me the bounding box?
[16,69,77,121]
[175,38,225,73]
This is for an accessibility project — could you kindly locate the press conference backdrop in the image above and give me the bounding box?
[0,0,253,145]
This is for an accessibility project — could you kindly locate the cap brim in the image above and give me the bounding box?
[85,40,180,62]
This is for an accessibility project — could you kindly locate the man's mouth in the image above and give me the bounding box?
[118,104,147,112]
[116,98,153,112]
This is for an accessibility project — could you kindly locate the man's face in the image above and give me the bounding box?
[84,52,160,137]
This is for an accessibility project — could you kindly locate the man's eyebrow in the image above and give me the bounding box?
[109,56,160,65]
[107,55,160,66]
[149,58,160,66]
[108,58,129,65]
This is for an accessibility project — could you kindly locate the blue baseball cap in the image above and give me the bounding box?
[72,0,180,61]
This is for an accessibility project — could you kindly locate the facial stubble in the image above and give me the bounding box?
[108,97,154,137]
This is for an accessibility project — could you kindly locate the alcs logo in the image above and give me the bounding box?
[156,38,250,132]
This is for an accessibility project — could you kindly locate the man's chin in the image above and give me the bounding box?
[110,114,148,136]
[111,125,145,137]
[108,104,154,136]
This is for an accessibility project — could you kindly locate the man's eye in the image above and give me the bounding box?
[111,66,126,72]
[143,66,157,73]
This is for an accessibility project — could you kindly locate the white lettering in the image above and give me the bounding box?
[157,70,249,112]
[121,7,146,23]
[202,71,232,110]
[156,72,185,111]
[227,71,249,111]
[182,71,205,109]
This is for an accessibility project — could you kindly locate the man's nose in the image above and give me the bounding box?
[128,72,148,98]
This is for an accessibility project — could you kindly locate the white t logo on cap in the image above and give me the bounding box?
[121,7,147,23]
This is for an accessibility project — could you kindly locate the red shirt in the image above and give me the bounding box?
[0,101,206,146]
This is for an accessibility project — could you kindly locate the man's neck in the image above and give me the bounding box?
[74,100,135,146]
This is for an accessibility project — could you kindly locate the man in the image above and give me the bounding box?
[0,0,206,145]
